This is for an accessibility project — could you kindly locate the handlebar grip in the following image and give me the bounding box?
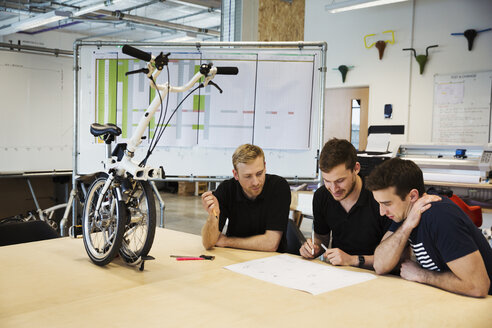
[216,67,239,75]
[122,45,152,62]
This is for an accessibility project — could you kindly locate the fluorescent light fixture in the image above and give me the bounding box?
[72,0,122,17]
[325,0,408,13]
[0,10,71,35]
[166,0,215,10]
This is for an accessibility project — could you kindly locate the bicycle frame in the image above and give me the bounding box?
[108,62,219,181]
[95,57,220,214]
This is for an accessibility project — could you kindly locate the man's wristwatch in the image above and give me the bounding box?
[358,255,365,268]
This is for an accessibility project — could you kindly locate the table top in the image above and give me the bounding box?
[1,228,491,327]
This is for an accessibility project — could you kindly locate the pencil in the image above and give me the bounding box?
[311,229,315,255]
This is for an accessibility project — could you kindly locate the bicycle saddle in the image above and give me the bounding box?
[90,123,122,137]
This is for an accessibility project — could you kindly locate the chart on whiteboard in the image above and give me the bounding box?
[91,50,315,150]
[432,71,492,143]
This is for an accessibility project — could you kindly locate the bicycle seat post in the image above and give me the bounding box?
[89,123,122,161]
[103,133,117,162]
[106,141,112,159]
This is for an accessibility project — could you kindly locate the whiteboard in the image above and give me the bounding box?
[76,43,324,178]
[432,71,492,143]
[0,51,73,174]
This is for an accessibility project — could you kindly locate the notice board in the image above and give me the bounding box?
[432,70,492,143]
[76,42,325,178]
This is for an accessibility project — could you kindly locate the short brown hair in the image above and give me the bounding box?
[232,144,264,171]
[319,138,357,173]
[365,157,425,200]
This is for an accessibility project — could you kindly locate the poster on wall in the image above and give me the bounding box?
[432,71,492,144]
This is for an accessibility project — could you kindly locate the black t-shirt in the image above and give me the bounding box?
[313,183,391,255]
[389,197,492,295]
[213,174,291,252]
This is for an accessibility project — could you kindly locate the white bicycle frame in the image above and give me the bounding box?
[94,56,220,213]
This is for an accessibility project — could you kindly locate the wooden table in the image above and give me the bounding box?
[1,228,491,327]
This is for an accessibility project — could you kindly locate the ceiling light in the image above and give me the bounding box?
[72,0,123,17]
[0,10,71,36]
[325,0,408,13]
[166,0,214,10]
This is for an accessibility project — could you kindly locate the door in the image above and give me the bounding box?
[323,87,369,150]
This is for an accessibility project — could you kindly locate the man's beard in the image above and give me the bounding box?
[338,175,357,201]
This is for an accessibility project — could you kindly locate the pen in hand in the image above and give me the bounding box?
[320,244,330,264]
[311,230,315,256]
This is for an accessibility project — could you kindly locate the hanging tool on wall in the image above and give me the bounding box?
[364,30,395,60]
[402,45,438,74]
[451,28,491,51]
[332,65,354,83]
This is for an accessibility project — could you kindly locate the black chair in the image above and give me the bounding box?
[285,219,307,255]
[0,220,59,246]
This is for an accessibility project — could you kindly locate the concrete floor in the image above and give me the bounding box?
[158,191,313,238]
[157,192,207,235]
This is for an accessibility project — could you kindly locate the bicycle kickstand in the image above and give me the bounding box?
[139,255,156,271]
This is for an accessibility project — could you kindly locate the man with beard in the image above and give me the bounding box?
[201,144,291,252]
[299,138,391,269]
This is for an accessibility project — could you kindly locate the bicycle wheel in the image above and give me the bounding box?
[82,176,126,266]
[119,179,156,264]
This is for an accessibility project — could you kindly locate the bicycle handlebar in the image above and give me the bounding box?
[216,67,239,75]
[122,45,152,62]
[122,45,239,76]
[111,45,239,179]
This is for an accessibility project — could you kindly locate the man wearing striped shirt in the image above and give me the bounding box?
[366,158,492,298]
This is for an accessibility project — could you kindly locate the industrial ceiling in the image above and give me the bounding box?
[0,0,222,42]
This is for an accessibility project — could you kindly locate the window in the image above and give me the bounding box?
[351,99,360,149]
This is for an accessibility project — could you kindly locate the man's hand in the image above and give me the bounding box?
[215,234,227,247]
[201,191,221,250]
[201,191,220,217]
[324,248,355,266]
[300,239,321,259]
[403,194,441,230]
[400,259,425,282]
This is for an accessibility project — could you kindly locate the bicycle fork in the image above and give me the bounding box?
[96,173,123,209]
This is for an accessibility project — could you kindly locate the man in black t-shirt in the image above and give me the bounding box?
[366,158,492,297]
[201,144,290,252]
[299,138,391,269]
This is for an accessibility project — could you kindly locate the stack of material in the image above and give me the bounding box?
[178,182,195,196]
[178,181,208,196]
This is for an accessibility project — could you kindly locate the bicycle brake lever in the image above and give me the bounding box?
[154,52,170,70]
[125,68,150,76]
[208,81,223,93]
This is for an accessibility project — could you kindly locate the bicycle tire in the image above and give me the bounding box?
[82,176,126,266]
[119,179,156,264]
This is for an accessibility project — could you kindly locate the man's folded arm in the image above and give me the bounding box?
[217,230,282,252]
[201,212,221,250]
